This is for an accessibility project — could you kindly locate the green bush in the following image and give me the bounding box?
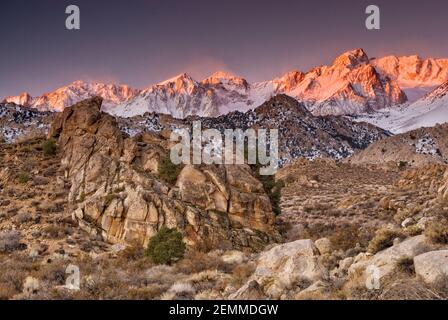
[145,227,186,265]
[42,139,57,156]
[158,154,183,184]
[17,172,30,184]
[257,175,284,216]
[245,147,285,216]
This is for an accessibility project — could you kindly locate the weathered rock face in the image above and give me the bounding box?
[414,250,448,285]
[437,168,448,203]
[232,239,328,299]
[49,97,279,251]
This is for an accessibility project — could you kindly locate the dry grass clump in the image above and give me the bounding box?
[175,251,229,274]
[0,231,22,253]
[300,223,374,251]
[342,271,448,300]
[42,225,72,239]
[425,220,448,244]
[367,228,404,254]
[229,262,256,287]
[330,224,374,251]
[378,275,448,300]
[404,224,423,237]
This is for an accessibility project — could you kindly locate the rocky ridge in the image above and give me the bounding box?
[118,94,391,165]
[0,103,53,143]
[347,122,448,166]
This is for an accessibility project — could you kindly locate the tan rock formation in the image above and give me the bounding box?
[48,97,279,251]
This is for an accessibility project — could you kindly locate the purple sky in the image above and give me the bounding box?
[1,0,448,98]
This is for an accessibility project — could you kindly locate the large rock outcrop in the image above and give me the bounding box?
[48,97,279,251]
[231,239,328,299]
[348,235,434,280]
[414,250,448,285]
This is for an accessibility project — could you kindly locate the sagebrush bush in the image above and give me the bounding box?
[368,228,403,254]
[158,154,183,184]
[145,227,186,265]
[0,231,21,253]
[425,221,448,244]
[42,139,57,156]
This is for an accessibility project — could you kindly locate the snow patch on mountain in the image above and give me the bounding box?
[353,80,448,133]
[0,103,53,143]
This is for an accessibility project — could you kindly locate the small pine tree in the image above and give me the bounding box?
[145,227,186,265]
[158,154,183,184]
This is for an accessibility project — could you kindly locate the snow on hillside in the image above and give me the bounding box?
[354,81,448,133]
[372,55,448,101]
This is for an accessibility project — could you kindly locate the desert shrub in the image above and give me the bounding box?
[398,161,408,169]
[17,172,30,184]
[13,212,33,225]
[269,180,285,216]
[43,225,71,239]
[0,231,21,253]
[231,262,256,287]
[42,139,57,156]
[117,242,145,262]
[393,208,413,225]
[301,223,374,251]
[329,224,375,251]
[257,175,285,216]
[368,228,404,254]
[158,154,183,184]
[127,285,165,300]
[425,221,448,244]
[404,225,423,237]
[175,251,226,274]
[145,227,186,265]
[396,257,415,275]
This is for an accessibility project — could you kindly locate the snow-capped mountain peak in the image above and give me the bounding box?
[201,71,249,89]
[272,71,305,92]
[3,92,33,106]
[4,49,448,121]
[333,48,370,68]
[3,80,141,112]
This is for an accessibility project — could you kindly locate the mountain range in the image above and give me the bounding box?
[3,50,444,113]
[3,49,448,133]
